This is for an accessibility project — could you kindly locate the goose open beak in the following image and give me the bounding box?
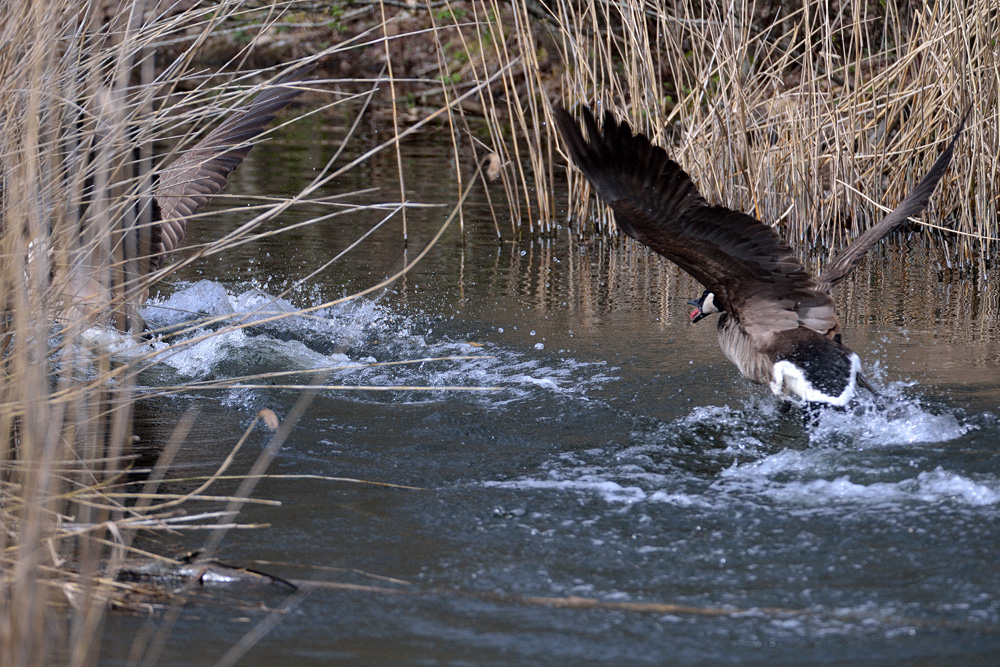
[687,297,703,323]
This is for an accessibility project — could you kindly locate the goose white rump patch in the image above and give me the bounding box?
[769,353,861,406]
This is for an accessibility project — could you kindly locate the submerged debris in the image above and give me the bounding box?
[117,555,297,592]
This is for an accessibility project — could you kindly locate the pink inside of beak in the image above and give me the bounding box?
[690,309,700,321]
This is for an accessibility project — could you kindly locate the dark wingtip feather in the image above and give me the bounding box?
[555,105,647,205]
[554,105,608,199]
[818,106,969,291]
[553,105,588,165]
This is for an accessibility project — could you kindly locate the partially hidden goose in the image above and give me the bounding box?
[149,67,310,272]
[555,106,966,407]
[58,68,310,328]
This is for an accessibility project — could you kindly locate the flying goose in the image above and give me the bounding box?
[148,68,310,272]
[56,68,310,328]
[555,106,965,407]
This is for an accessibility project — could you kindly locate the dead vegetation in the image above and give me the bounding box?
[137,1,999,258]
[0,1,485,663]
[414,0,998,260]
[1,0,997,664]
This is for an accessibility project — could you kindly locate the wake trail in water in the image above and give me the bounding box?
[81,281,997,514]
[118,280,615,405]
[485,386,997,513]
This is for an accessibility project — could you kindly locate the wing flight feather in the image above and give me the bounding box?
[555,106,838,339]
[150,66,312,268]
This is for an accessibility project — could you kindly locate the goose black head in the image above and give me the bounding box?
[687,289,720,323]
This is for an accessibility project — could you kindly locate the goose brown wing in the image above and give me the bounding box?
[151,67,310,268]
[555,106,838,338]
[817,108,968,292]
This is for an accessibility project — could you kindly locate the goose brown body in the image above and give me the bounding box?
[555,106,965,406]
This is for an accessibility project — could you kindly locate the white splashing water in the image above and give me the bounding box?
[708,388,992,508]
[806,385,969,447]
[719,460,1000,508]
[132,281,613,399]
[487,385,990,510]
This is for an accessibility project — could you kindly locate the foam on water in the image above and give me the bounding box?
[78,325,165,363]
[805,383,970,447]
[484,382,992,513]
[134,280,613,402]
[486,477,649,504]
[803,472,991,507]
[719,451,1000,507]
[712,387,996,509]
[145,279,236,328]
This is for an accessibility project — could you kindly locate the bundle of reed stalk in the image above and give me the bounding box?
[0,1,404,663]
[0,1,519,661]
[437,0,996,264]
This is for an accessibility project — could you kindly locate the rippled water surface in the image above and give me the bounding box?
[101,114,1000,665]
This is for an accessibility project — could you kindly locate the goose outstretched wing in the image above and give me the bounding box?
[151,67,311,268]
[555,106,838,340]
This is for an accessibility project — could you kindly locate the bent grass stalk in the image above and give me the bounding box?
[0,2,503,665]
[438,0,996,261]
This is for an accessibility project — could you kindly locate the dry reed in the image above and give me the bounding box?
[432,0,997,263]
[0,2,307,662]
[0,0,496,664]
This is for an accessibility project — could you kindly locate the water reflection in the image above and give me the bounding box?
[105,111,1000,666]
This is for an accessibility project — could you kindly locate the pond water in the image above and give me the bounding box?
[101,110,1000,665]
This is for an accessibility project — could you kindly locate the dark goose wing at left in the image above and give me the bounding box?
[151,68,311,269]
[555,107,838,340]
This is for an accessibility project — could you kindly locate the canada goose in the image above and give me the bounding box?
[55,68,310,328]
[148,68,310,272]
[555,106,965,407]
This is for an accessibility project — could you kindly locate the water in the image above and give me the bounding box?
[100,115,1000,665]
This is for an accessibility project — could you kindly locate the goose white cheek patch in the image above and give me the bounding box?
[769,353,860,407]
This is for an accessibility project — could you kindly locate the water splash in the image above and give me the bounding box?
[485,381,988,512]
[719,461,1000,508]
[805,381,969,448]
[134,280,613,402]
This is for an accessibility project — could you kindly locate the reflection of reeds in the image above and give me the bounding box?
[440,0,996,260]
[493,233,1000,344]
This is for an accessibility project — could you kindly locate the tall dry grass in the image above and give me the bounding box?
[0,1,505,664]
[435,0,998,263]
[2,0,996,662]
[0,2,310,663]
